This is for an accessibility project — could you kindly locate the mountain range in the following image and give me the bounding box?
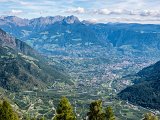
[1,15,160,112]
[0,16,160,59]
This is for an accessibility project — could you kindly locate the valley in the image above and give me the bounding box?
[2,44,158,119]
[0,16,160,119]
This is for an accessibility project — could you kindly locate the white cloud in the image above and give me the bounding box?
[95,9,128,15]
[87,16,160,24]
[19,1,33,6]
[0,0,10,2]
[1,0,160,23]
[92,8,160,17]
[11,9,23,14]
[139,10,160,17]
[95,9,111,15]
[86,18,98,23]
[66,7,85,14]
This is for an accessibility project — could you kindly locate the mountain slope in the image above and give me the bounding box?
[0,29,73,92]
[118,61,160,110]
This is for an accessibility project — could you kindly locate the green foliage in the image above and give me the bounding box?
[31,118,36,120]
[87,100,105,120]
[39,116,45,120]
[0,45,73,92]
[87,100,116,120]
[23,114,30,120]
[53,96,76,120]
[142,113,158,120]
[0,100,19,120]
[22,115,45,120]
[105,106,115,120]
[119,61,160,110]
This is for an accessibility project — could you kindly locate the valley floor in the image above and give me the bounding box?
[3,47,160,119]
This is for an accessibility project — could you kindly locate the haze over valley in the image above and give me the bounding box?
[0,0,160,120]
[0,15,160,119]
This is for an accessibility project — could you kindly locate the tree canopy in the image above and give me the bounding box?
[87,100,105,120]
[53,96,76,120]
[105,106,115,120]
[0,100,19,120]
[143,113,158,120]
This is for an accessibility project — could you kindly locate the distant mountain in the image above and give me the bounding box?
[0,15,79,27]
[0,16,160,59]
[0,28,73,92]
[118,61,160,110]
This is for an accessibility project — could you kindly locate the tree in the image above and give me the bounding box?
[53,96,76,120]
[39,116,45,120]
[31,118,36,120]
[87,100,105,120]
[105,106,115,120]
[143,113,158,120]
[0,100,19,120]
[22,113,31,120]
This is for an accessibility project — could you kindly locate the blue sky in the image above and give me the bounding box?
[0,0,160,23]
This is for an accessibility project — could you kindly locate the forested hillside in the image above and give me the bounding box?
[0,28,72,91]
[118,61,160,110]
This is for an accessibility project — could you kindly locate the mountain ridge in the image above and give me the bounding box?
[0,15,80,26]
[0,28,73,92]
[118,61,160,110]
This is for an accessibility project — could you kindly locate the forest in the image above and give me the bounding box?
[0,97,158,120]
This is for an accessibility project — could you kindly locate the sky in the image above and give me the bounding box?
[0,0,160,24]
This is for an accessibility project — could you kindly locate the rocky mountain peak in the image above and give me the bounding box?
[0,16,29,26]
[0,15,80,27]
[63,15,80,24]
[30,15,65,26]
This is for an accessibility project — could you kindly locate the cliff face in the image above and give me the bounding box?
[0,28,35,56]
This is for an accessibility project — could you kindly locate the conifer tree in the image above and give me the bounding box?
[105,106,115,120]
[143,113,158,120]
[0,100,19,120]
[39,116,45,120]
[87,100,105,120]
[31,117,36,120]
[53,96,76,120]
[23,113,31,120]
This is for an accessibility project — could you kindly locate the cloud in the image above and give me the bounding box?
[0,9,23,16]
[11,9,23,14]
[94,8,126,15]
[95,9,111,15]
[92,8,160,17]
[65,7,85,14]
[1,0,160,23]
[0,0,10,2]
[19,1,33,6]
[86,18,98,23]
[86,16,160,24]
[139,10,160,17]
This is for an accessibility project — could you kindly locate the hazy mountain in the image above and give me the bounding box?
[0,16,160,59]
[0,15,79,28]
[0,28,72,92]
[118,61,160,110]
